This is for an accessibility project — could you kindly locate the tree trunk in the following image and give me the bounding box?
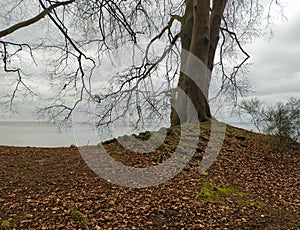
[171,0,211,126]
[170,0,227,126]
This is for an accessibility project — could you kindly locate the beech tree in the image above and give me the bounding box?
[0,0,282,127]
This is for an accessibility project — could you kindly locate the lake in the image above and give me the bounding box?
[0,120,256,147]
[0,121,77,147]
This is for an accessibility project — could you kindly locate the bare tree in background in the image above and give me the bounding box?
[0,0,283,128]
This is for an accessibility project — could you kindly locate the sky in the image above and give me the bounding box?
[0,0,299,146]
[221,0,300,129]
[244,0,300,104]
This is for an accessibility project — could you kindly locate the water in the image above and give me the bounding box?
[0,121,76,147]
[0,120,166,147]
[0,119,257,147]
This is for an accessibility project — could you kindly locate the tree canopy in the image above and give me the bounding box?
[0,0,283,128]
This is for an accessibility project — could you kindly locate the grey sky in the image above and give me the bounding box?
[1,0,299,108]
[244,0,300,104]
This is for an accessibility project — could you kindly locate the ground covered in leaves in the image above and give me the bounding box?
[0,124,299,229]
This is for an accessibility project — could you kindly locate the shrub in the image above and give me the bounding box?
[240,97,300,143]
[239,98,263,133]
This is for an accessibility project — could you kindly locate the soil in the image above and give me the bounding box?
[0,124,299,229]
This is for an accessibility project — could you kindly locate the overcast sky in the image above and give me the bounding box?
[244,0,300,104]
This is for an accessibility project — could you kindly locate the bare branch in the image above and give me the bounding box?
[0,40,38,108]
[0,0,75,38]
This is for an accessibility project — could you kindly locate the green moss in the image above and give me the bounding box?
[115,150,124,156]
[170,145,177,152]
[112,145,125,156]
[1,220,10,227]
[156,145,169,154]
[216,187,243,196]
[236,142,248,149]
[166,126,181,138]
[71,209,91,226]
[196,181,246,205]
[155,144,171,163]
[200,122,212,135]
[156,154,164,163]
[236,199,254,206]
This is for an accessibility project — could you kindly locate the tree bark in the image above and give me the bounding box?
[171,0,227,126]
[171,0,210,126]
[170,0,193,126]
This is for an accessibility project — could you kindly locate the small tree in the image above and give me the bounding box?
[239,98,263,133]
[263,98,300,142]
[240,97,300,143]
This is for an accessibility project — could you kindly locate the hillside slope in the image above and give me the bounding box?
[0,124,299,229]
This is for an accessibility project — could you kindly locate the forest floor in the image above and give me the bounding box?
[0,123,299,229]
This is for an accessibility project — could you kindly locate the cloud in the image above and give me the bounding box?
[245,7,300,103]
